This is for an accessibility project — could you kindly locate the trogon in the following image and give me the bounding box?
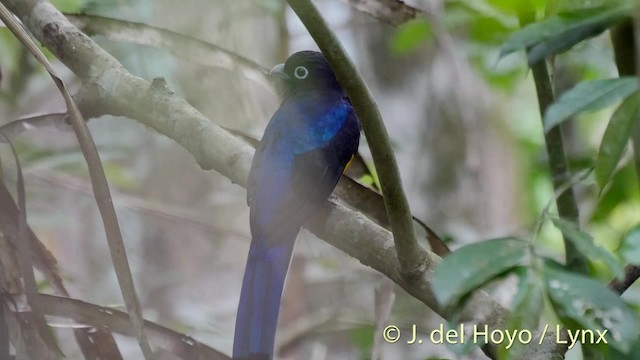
[232,51,361,359]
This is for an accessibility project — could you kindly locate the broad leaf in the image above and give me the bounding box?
[0,112,71,142]
[51,0,85,12]
[526,18,615,64]
[544,264,640,353]
[432,238,529,307]
[543,77,640,132]
[551,218,624,279]
[500,4,631,58]
[445,320,476,356]
[596,92,640,189]
[591,162,640,222]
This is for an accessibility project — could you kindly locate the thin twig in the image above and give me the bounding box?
[34,294,230,360]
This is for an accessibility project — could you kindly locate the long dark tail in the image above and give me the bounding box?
[232,237,295,360]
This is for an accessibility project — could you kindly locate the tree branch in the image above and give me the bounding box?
[33,294,230,360]
[518,10,588,274]
[338,0,417,26]
[1,0,566,358]
[0,2,154,357]
[609,19,640,295]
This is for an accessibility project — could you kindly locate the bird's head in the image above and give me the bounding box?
[269,51,343,95]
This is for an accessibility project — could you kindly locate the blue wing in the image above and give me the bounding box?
[233,93,360,359]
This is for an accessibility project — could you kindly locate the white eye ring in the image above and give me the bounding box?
[294,66,309,79]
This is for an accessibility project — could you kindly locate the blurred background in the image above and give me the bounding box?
[0,0,636,359]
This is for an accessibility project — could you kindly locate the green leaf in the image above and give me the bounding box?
[526,20,613,64]
[349,325,374,358]
[52,0,85,12]
[390,18,432,55]
[544,264,640,353]
[551,218,624,279]
[596,92,640,189]
[500,4,631,58]
[592,162,640,221]
[621,225,640,265]
[543,77,640,132]
[432,238,529,307]
[605,336,640,359]
[359,174,375,187]
[444,321,476,356]
[510,268,544,331]
[498,268,544,360]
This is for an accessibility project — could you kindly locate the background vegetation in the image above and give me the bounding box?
[0,0,638,359]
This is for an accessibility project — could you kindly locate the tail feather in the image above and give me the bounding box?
[233,237,295,360]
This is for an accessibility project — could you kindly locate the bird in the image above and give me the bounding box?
[232,50,361,360]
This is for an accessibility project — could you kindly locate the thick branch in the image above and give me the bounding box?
[286,0,426,279]
[1,0,565,358]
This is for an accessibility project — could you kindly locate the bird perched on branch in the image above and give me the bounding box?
[232,50,361,360]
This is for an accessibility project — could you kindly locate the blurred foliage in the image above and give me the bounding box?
[0,0,87,104]
[621,225,640,265]
[51,0,85,12]
[428,0,640,358]
[592,161,640,221]
[544,261,639,353]
[497,267,543,360]
[542,78,638,131]
[433,238,530,306]
[349,325,374,359]
[388,18,432,55]
[500,3,631,64]
[596,92,640,188]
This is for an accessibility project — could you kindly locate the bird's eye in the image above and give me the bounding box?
[294,66,309,80]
